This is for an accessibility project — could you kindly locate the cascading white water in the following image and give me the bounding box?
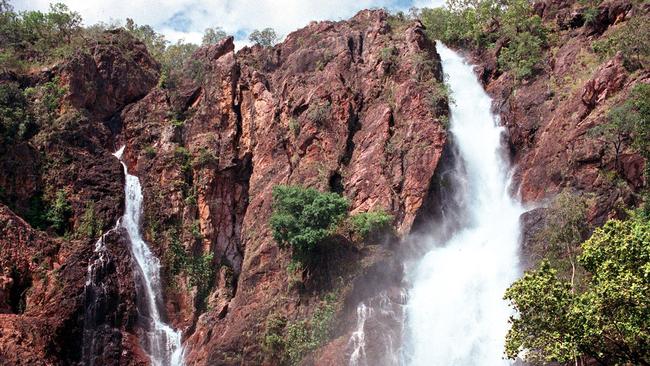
[114,146,184,366]
[402,43,524,365]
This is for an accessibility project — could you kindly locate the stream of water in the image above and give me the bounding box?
[114,146,184,366]
[402,42,524,366]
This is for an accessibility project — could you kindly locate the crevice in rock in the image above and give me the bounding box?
[8,266,30,314]
[341,100,362,166]
[329,171,344,194]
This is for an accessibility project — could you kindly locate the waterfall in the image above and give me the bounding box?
[81,221,119,366]
[400,43,524,365]
[114,146,184,366]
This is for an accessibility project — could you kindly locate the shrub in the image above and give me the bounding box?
[530,190,589,285]
[143,145,156,158]
[77,202,102,238]
[284,293,338,365]
[46,189,72,235]
[0,81,30,144]
[504,213,650,365]
[270,185,349,264]
[306,101,331,125]
[349,210,393,241]
[592,15,649,71]
[420,0,548,79]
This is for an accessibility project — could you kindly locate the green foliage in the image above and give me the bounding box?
[262,314,288,356]
[164,228,187,277]
[187,252,214,288]
[349,210,393,241]
[124,17,167,61]
[77,202,102,238]
[193,147,217,168]
[249,27,278,47]
[174,146,192,173]
[288,118,300,137]
[592,15,649,71]
[270,185,349,264]
[306,101,331,125]
[419,0,548,80]
[504,214,650,364]
[143,145,156,158]
[46,189,71,235]
[202,26,227,45]
[590,83,650,212]
[0,2,82,68]
[263,293,338,365]
[0,81,30,145]
[380,46,398,72]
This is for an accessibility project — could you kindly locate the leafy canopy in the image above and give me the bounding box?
[504,214,650,365]
[249,27,278,47]
[270,185,349,263]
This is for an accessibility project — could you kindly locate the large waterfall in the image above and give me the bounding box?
[401,44,524,365]
[114,146,184,366]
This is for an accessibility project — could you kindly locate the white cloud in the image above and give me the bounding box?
[11,0,445,47]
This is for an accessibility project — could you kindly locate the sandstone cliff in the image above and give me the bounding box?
[1,10,449,365]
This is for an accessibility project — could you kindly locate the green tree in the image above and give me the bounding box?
[504,214,650,365]
[249,27,277,47]
[589,83,650,213]
[125,17,167,60]
[270,185,349,264]
[202,26,227,45]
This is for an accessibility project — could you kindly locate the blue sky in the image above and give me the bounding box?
[12,0,445,47]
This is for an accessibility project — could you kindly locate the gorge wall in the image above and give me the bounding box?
[1,9,450,366]
[0,0,648,365]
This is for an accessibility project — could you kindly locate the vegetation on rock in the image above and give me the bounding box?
[270,185,349,264]
[419,0,548,79]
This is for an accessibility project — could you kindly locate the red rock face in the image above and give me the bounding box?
[117,10,449,365]
[472,0,647,226]
[0,30,159,365]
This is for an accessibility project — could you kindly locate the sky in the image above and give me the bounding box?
[12,0,445,47]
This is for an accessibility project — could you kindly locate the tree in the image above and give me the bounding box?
[504,214,650,365]
[202,26,227,45]
[249,27,277,47]
[589,83,650,182]
[125,18,167,60]
[270,185,349,264]
[531,190,589,287]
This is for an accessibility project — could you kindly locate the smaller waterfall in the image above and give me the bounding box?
[82,222,120,366]
[348,303,371,366]
[114,146,184,366]
[348,290,407,366]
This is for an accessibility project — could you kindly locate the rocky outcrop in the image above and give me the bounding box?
[116,9,449,365]
[473,0,648,226]
[0,31,160,365]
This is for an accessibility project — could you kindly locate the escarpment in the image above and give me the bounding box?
[466,0,648,263]
[121,10,449,365]
[1,9,450,365]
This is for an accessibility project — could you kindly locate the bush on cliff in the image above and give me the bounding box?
[348,210,394,241]
[270,185,349,264]
[504,213,650,365]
